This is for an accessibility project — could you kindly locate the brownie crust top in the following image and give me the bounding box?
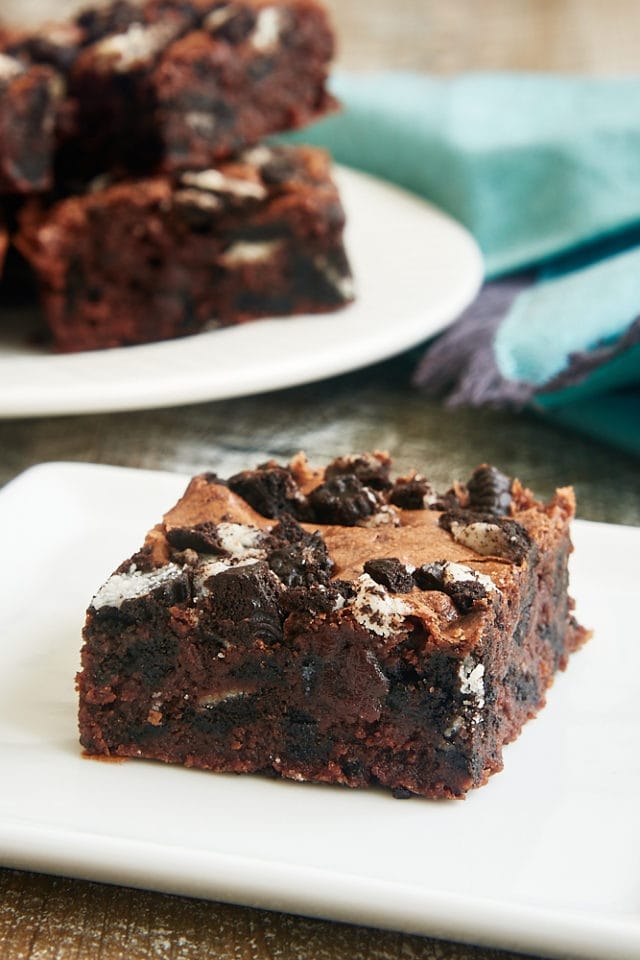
[90,452,578,655]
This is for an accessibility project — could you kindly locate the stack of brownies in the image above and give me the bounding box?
[0,0,353,352]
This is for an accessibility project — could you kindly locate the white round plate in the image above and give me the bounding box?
[0,167,483,418]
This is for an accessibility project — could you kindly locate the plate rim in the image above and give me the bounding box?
[1,817,639,960]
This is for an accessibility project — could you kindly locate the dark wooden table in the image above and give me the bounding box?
[1,2,639,958]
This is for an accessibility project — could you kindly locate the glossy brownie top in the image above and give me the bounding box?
[89,452,576,654]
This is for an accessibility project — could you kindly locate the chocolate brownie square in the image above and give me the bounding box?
[16,144,353,351]
[150,0,337,172]
[58,0,337,182]
[77,454,590,799]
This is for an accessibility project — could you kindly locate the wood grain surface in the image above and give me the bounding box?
[1,2,639,959]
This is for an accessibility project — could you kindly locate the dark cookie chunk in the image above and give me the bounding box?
[259,149,299,186]
[439,510,534,565]
[75,0,141,43]
[389,476,432,510]
[281,581,347,615]
[467,465,512,516]
[325,453,392,491]
[392,787,416,799]
[203,561,282,631]
[203,471,225,485]
[307,474,379,526]
[363,558,414,594]
[264,514,310,547]
[430,490,464,512]
[268,531,333,588]
[119,543,157,573]
[414,561,489,614]
[265,516,333,587]
[92,563,192,620]
[204,4,257,44]
[227,463,305,519]
[167,522,228,554]
[7,23,84,71]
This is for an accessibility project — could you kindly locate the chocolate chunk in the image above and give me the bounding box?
[389,477,432,510]
[307,475,379,526]
[467,465,512,516]
[325,453,392,491]
[363,558,414,594]
[167,522,225,554]
[228,463,305,518]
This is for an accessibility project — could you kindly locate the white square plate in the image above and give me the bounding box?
[0,462,638,960]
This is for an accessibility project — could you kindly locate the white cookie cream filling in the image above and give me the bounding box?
[94,22,177,72]
[459,655,486,724]
[180,168,267,200]
[251,7,283,52]
[204,4,238,32]
[220,239,282,266]
[0,53,24,82]
[349,573,411,638]
[449,520,509,557]
[313,254,356,300]
[91,562,184,610]
[216,522,266,559]
[439,561,497,593]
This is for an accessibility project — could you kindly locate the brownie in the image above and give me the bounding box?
[33,0,337,184]
[1,0,336,188]
[0,52,61,193]
[77,454,590,799]
[15,144,353,351]
[148,0,337,173]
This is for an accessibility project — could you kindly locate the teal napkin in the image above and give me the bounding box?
[287,72,640,458]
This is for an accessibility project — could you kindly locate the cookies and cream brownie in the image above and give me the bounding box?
[3,0,337,186]
[67,0,336,180]
[77,453,590,799]
[16,144,353,351]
